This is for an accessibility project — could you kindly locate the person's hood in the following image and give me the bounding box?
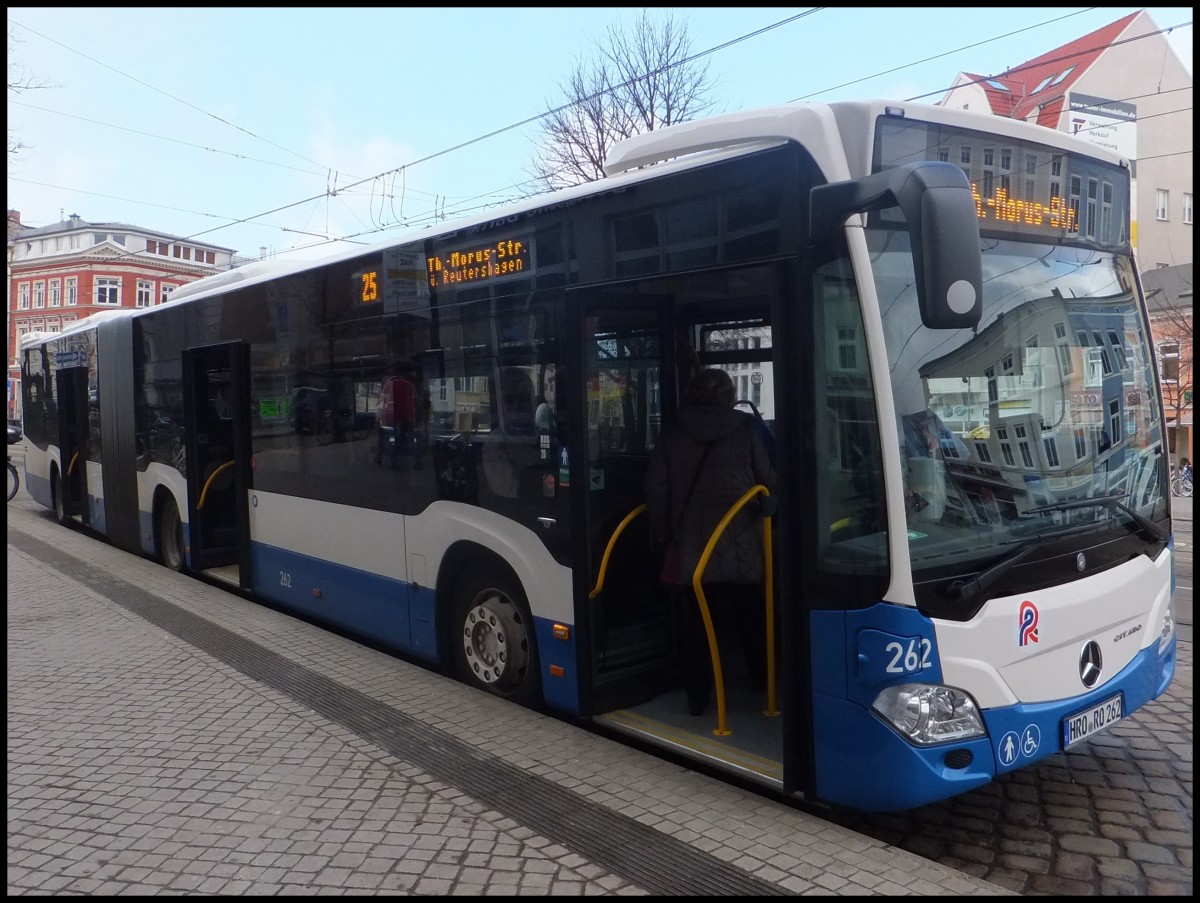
[674,405,750,444]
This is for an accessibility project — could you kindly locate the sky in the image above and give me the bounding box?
[6,7,1193,264]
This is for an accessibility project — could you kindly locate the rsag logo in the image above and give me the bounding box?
[1018,600,1039,647]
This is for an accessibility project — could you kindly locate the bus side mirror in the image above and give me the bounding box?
[810,161,982,330]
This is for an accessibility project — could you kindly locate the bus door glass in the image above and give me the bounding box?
[183,342,252,579]
[575,293,675,711]
[55,365,90,522]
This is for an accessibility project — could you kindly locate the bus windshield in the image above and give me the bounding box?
[870,233,1169,601]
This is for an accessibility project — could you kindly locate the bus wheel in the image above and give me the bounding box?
[52,470,67,525]
[158,494,186,572]
[451,569,540,704]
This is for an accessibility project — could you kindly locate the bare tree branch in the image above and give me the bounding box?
[8,25,56,161]
[530,11,719,192]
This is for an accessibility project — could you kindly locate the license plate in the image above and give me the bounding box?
[1062,694,1123,748]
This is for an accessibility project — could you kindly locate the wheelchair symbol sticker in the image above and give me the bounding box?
[998,725,1042,768]
[1021,725,1040,758]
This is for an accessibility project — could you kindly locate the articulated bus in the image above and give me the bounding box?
[19,100,1176,812]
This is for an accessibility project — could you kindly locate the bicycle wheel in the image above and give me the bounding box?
[1183,478,1194,498]
[7,461,18,501]
[1170,477,1182,497]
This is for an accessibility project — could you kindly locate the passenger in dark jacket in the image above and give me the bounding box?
[644,368,776,716]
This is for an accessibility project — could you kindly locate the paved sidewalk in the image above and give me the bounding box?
[7,501,1013,896]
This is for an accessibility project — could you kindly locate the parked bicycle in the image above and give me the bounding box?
[7,422,21,502]
[1170,460,1193,498]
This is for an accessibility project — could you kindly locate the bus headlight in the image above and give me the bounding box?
[872,683,985,746]
[1159,599,1175,652]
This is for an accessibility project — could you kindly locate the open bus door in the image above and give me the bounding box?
[571,272,792,794]
[572,292,679,714]
[182,342,252,586]
[54,365,91,525]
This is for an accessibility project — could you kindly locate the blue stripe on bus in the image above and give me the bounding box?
[246,541,583,717]
[250,542,432,662]
[981,636,1176,774]
[809,605,1176,812]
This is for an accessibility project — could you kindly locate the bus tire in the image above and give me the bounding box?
[450,567,540,705]
[157,493,186,572]
[52,469,67,525]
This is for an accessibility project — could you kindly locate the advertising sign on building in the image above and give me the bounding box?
[1067,92,1137,160]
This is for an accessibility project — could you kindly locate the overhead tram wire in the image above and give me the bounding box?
[18,9,1189,258]
[7,15,336,175]
[244,9,1195,253]
[902,18,1193,105]
[7,101,333,180]
[75,8,830,255]
[788,7,1105,103]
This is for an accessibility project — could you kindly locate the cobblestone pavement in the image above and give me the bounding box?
[827,641,1192,895]
[7,478,1191,896]
[829,494,1193,896]
[7,500,1009,897]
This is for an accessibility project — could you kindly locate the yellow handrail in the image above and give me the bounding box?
[587,492,778,737]
[691,483,776,736]
[67,451,79,476]
[197,460,234,510]
[588,504,646,599]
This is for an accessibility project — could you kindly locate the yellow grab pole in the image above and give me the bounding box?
[693,484,774,736]
[588,504,646,599]
[197,460,234,510]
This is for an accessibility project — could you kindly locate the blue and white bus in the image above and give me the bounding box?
[18,99,1177,812]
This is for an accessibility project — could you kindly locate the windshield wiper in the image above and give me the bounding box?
[945,544,1036,603]
[1024,493,1168,543]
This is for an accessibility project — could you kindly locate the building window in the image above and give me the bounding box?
[17,283,30,310]
[69,233,81,250]
[836,326,858,370]
[1069,176,1082,234]
[33,281,45,308]
[66,277,78,306]
[96,277,121,306]
[172,246,182,258]
[1156,189,1169,221]
[1159,341,1180,382]
[1043,437,1060,468]
[1185,193,1194,225]
[161,284,176,305]
[1107,329,1128,370]
[49,279,61,307]
[93,233,107,245]
[1101,182,1114,242]
[136,280,155,308]
[1086,178,1098,239]
[960,146,971,165]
